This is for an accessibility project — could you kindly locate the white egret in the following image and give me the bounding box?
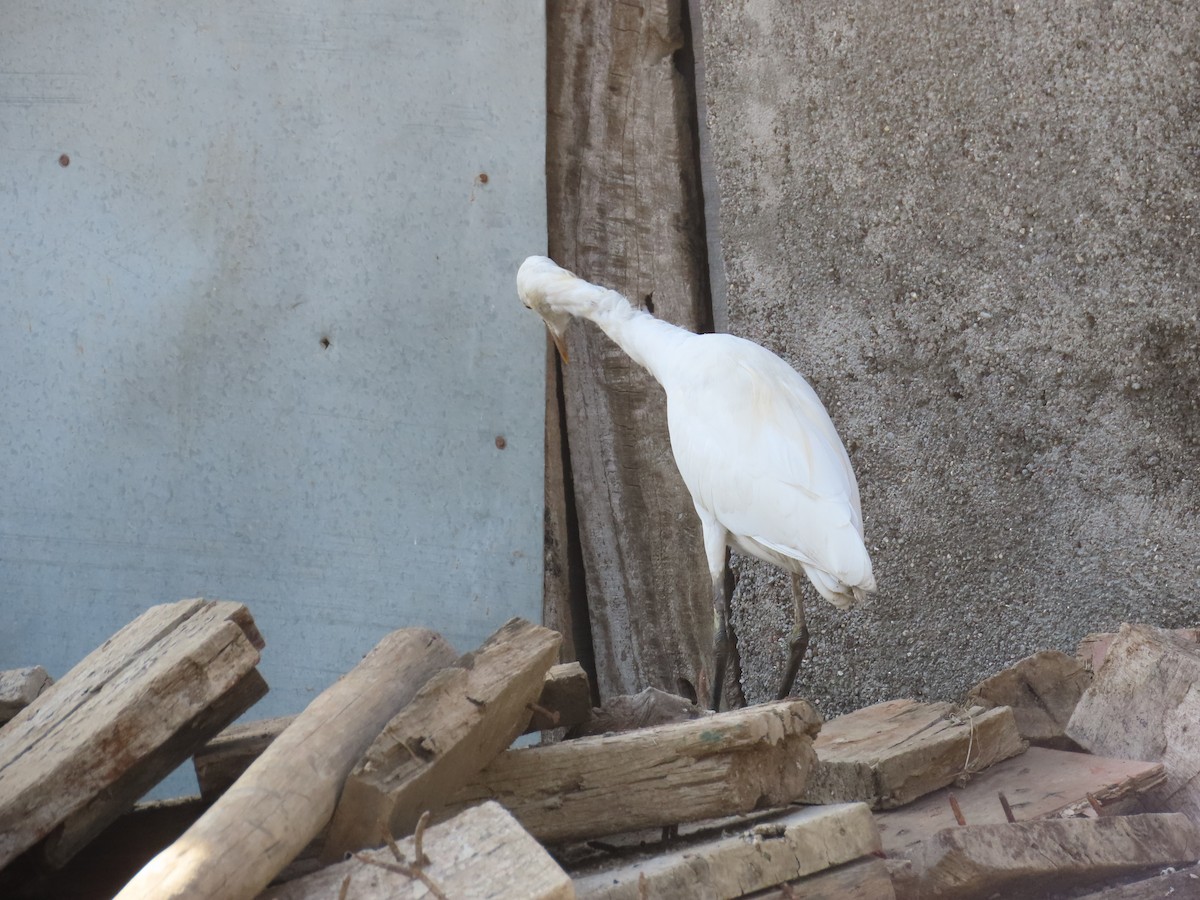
[518,256,875,709]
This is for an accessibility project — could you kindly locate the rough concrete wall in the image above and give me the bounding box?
[699,0,1200,712]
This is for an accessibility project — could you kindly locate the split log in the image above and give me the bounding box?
[967,650,1091,749]
[755,857,896,900]
[1077,625,1200,672]
[1074,862,1200,899]
[567,685,703,738]
[0,599,265,870]
[876,747,1166,856]
[572,803,879,899]
[893,814,1200,900]
[450,699,821,843]
[114,627,457,900]
[322,618,561,860]
[193,661,589,803]
[799,699,1026,809]
[1067,624,1200,820]
[0,667,53,725]
[263,802,572,900]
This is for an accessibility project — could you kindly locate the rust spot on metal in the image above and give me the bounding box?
[477,172,489,184]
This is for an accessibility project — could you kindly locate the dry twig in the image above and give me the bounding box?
[352,812,444,899]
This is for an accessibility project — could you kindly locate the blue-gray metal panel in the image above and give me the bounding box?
[1,2,546,794]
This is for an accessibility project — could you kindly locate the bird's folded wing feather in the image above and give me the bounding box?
[666,339,870,586]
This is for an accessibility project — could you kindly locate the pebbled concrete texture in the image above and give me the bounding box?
[699,0,1200,713]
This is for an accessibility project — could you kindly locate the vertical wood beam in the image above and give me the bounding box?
[546,0,720,701]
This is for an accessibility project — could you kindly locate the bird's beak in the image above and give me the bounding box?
[551,330,570,365]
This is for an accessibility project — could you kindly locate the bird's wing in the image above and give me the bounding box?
[665,336,871,588]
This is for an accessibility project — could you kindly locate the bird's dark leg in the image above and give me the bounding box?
[710,570,730,711]
[777,572,810,700]
[709,548,741,711]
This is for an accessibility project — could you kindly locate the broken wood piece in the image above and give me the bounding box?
[449,699,822,843]
[1076,625,1200,672]
[752,857,896,900]
[571,803,879,899]
[0,598,265,871]
[322,618,561,860]
[527,661,590,731]
[193,661,589,803]
[967,649,1091,749]
[1073,862,1200,899]
[799,698,1027,809]
[261,801,572,900]
[567,685,703,738]
[1067,623,1200,821]
[876,747,1166,856]
[0,666,53,726]
[114,627,457,900]
[894,813,1200,900]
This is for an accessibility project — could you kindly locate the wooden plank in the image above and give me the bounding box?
[322,618,561,859]
[45,666,267,868]
[895,814,1200,900]
[876,747,1166,856]
[799,699,1027,809]
[193,662,590,802]
[1067,624,1200,820]
[572,803,879,899]
[752,857,896,900]
[263,802,572,900]
[450,699,821,843]
[0,667,53,725]
[1074,862,1200,899]
[114,627,457,900]
[0,598,264,870]
[549,0,719,703]
[967,650,1091,749]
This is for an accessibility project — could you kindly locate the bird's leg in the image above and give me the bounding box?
[710,569,730,711]
[777,572,810,700]
[700,520,734,711]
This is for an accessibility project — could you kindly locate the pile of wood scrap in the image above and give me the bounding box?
[2,605,1200,899]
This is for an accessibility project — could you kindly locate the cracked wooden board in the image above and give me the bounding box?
[263,802,572,900]
[799,699,1027,809]
[450,699,822,843]
[876,746,1166,856]
[572,803,880,900]
[0,598,265,870]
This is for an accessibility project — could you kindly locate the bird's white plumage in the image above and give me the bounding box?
[517,255,875,612]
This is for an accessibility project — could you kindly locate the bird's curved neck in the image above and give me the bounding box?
[553,279,690,380]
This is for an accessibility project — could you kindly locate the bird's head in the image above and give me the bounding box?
[517,255,574,363]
